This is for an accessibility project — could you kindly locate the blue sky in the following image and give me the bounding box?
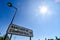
[0,0,60,40]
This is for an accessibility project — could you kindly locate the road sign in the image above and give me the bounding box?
[8,24,33,37]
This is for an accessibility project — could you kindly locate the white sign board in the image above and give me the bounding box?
[8,24,33,37]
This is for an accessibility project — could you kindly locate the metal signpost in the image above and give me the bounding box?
[7,24,33,40]
[8,24,33,37]
[4,2,33,40]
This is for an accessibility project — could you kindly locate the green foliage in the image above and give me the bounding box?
[0,35,10,40]
[0,37,3,40]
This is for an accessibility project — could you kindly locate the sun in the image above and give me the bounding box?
[39,6,48,15]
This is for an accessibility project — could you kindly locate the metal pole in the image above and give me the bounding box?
[45,38,47,40]
[4,2,17,40]
[9,34,12,40]
[30,37,31,40]
[9,7,17,40]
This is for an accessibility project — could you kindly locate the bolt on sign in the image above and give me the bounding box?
[8,24,33,37]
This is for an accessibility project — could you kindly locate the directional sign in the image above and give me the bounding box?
[8,24,33,37]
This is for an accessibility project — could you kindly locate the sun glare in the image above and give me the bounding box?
[39,6,48,15]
